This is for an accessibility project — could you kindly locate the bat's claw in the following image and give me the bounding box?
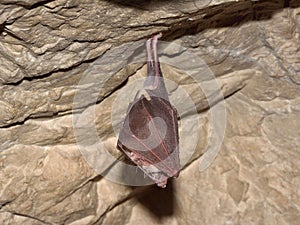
[153,32,162,40]
[147,32,162,41]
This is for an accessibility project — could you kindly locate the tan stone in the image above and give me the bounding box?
[0,0,299,224]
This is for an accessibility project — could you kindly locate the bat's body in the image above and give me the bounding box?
[117,34,180,188]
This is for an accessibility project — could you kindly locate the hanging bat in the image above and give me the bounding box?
[117,33,180,188]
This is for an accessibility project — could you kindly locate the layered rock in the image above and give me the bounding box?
[0,0,299,224]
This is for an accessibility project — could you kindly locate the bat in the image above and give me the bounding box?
[117,33,180,188]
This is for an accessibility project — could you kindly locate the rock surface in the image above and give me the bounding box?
[0,0,300,224]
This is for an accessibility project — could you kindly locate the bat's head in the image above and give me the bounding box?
[139,163,178,188]
[135,151,180,188]
[117,142,180,188]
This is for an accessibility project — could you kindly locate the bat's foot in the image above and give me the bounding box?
[152,32,162,42]
[146,37,152,66]
[146,33,162,79]
[146,32,162,43]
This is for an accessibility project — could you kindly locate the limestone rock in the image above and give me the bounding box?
[0,0,300,224]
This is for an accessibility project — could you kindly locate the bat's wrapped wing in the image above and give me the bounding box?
[117,93,180,187]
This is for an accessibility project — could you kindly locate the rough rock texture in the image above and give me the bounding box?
[1,0,300,224]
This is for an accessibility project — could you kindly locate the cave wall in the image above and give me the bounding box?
[0,0,300,224]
